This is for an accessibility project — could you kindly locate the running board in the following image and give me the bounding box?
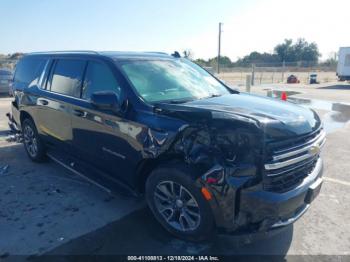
[47,153,112,194]
[46,150,140,198]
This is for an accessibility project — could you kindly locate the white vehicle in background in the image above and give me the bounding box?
[337,47,350,81]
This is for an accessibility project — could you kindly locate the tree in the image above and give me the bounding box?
[274,38,320,64]
[208,56,233,68]
[320,52,338,67]
[274,39,294,62]
[320,58,337,67]
[193,38,321,68]
[194,58,208,67]
[234,51,280,66]
[9,52,24,59]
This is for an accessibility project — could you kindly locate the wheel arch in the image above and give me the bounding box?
[20,111,34,126]
[135,155,185,194]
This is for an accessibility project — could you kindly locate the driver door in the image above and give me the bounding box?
[70,60,131,182]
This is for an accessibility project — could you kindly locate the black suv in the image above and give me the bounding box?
[8,51,325,241]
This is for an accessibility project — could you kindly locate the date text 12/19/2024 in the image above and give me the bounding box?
[127,256,220,261]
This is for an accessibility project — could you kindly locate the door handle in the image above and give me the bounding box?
[73,109,85,117]
[38,99,48,106]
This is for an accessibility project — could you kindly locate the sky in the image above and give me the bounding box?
[0,0,349,61]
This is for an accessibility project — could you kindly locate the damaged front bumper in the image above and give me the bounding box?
[5,111,22,143]
[7,98,21,133]
[204,157,323,234]
[6,112,21,133]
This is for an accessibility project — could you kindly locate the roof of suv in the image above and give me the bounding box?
[26,51,174,60]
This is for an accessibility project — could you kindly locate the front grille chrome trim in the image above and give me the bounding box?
[266,156,317,177]
[265,153,314,170]
[265,132,326,171]
[272,131,326,161]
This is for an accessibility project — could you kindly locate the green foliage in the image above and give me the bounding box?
[194,56,233,68]
[209,56,233,67]
[234,52,280,66]
[194,38,321,68]
[9,52,24,59]
[274,38,320,64]
[194,58,208,67]
[320,57,338,67]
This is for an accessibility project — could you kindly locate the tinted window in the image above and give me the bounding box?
[14,57,48,87]
[50,59,86,97]
[345,54,350,67]
[82,61,121,99]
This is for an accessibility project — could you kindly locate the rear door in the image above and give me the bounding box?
[37,58,86,149]
[12,56,49,125]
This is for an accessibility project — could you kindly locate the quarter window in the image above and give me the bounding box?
[50,59,86,97]
[345,54,350,67]
[82,61,121,99]
[14,57,48,87]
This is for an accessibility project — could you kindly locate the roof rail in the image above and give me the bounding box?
[29,50,100,55]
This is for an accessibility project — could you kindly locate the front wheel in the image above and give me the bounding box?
[145,163,215,241]
[22,118,46,162]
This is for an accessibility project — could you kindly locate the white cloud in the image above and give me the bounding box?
[180,0,350,61]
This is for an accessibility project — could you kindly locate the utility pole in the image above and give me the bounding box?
[217,22,222,74]
[282,60,285,83]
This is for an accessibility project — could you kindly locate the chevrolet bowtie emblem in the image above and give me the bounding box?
[309,145,320,155]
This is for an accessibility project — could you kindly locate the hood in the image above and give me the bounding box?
[156,93,321,139]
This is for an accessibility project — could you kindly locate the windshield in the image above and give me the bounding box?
[119,58,230,103]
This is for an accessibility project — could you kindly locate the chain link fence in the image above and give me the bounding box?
[213,62,338,86]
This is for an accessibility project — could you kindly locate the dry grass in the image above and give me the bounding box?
[218,71,338,86]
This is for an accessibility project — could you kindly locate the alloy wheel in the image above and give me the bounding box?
[154,181,201,232]
[23,124,38,158]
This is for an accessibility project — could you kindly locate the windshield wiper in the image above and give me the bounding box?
[200,93,222,100]
[157,98,195,104]
[158,94,221,104]
[167,99,193,104]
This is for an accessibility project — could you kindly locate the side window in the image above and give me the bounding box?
[14,57,48,88]
[345,54,350,67]
[82,61,121,99]
[50,59,86,97]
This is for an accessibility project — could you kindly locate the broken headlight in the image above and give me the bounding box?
[214,128,259,177]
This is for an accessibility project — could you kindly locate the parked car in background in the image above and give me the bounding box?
[8,51,325,241]
[337,47,350,81]
[287,74,300,84]
[309,73,318,84]
[0,68,13,95]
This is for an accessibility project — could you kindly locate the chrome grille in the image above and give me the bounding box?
[263,129,325,193]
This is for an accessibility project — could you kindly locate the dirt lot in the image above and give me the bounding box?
[0,84,350,260]
[218,71,338,86]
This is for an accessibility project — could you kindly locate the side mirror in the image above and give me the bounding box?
[90,91,120,113]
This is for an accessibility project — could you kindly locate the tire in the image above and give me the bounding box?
[145,163,215,241]
[22,118,46,162]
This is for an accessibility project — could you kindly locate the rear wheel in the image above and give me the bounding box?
[22,118,46,162]
[145,163,215,241]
